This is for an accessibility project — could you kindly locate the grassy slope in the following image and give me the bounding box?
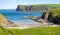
[0,27,60,35]
[20,27,60,35]
[39,4,60,9]
[45,4,60,9]
[0,28,10,35]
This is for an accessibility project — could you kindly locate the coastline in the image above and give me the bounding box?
[4,18,60,29]
[5,19,60,29]
[5,25,59,29]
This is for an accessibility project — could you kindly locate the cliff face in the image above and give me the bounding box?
[16,5,48,12]
[0,13,7,26]
[0,14,18,27]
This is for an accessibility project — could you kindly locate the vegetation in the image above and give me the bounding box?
[38,4,60,24]
[46,6,60,24]
[0,14,14,35]
[0,27,60,35]
[0,26,13,35]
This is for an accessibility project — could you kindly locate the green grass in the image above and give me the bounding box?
[0,27,60,35]
[0,28,10,35]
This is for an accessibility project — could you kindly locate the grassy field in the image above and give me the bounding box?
[0,27,60,35]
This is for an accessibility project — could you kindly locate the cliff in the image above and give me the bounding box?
[16,4,60,12]
[16,5,48,12]
[0,13,7,26]
[0,13,18,27]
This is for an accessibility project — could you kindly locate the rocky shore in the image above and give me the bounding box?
[23,16,55,25]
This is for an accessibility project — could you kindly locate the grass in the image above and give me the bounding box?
[0,28,10,35]
[0,27,60,35]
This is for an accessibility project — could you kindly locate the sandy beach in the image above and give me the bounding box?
[5,20,60,29]
[5,24,59,29]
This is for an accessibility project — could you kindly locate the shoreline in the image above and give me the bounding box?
[4,19,60,29]
[5,24,60,29]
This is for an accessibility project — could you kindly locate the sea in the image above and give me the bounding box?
[0,9,43,24]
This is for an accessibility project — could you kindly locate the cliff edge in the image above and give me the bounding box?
[16,5,48,12]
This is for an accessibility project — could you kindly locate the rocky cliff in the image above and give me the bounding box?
[16,5,48,12]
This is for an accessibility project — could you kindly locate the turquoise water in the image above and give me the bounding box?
[0,10,43,24]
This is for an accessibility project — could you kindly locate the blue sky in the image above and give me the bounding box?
[0,0,60,9]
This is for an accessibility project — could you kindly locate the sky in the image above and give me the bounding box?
[0,0,60,9]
